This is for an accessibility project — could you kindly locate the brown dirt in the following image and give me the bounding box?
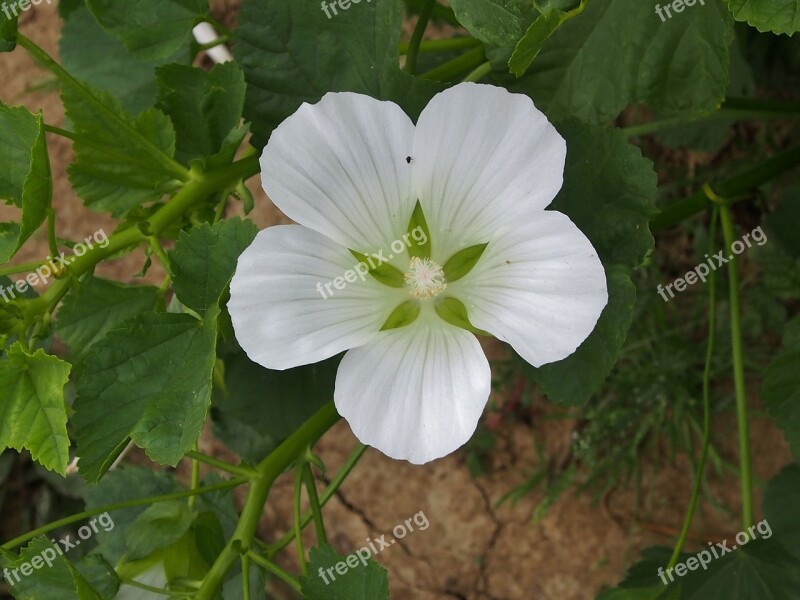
[0,4,793,600]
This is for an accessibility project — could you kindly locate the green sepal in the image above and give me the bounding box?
[442,243,488,282]
[407,200,431,258]
[434,297,491,336]
[380,301,421,331]
[349,249,406,288]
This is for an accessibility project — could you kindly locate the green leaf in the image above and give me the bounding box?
[86,0,209,61]
[763,463,800,560]
[406,200,431,259]
[125,501,195,561]
[508,2,586,77]
[349,249,406,288]
[529,122,657,405]
[74,310,218,483]
[434,296,490,335]
[761,316,800,459]
[442,243,488,282]
[169,218,258,317]
[503,0,734,123]
[84,468,182,564]
[596,547,680,599]
[212,353,338,463]
[156,62,246,164]
[0,103,52,262]
[0,538,116,600]
[0,343,71,475]
[448,0,538,47]
[724,0,800,34]
[300,543,389,600]
[765,188,800,257]
[233,0,441,146]
[56,277,158,368]
[59,5,190,115]
[380,301,421,331]
[0,11,17,52]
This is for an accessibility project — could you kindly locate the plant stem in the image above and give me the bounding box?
[0,260,45,276]
[303,462,327,545]
[405,0,436,75]
[247,551,302,593]
[194,402,340,600]
[667,206,719,569]
[718,201,755,531]
[294,465,308,577]
[652,145,800,230]
[241,554,251,600]
[420,45,486,82]
[463,61,492,82]
[188,443,200,511]
[43,124,78,141]
[267,443,367,556]
[399,37,481,55]
[1,477,248,551]
[185,451,257,478]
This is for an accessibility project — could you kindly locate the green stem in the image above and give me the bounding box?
[462,61,492,82]
[1,477,248,551]
[267,444,367,556]
[119,579,191,597]
[420,45,486,82]
[194,402,340,600]
[405,0,436,75]
[241,554,251,600]
[149,236,172,275]
[185,451,257,478]
[188,443,200,511]
[303,462,327,545]
[667,206,719,569]
[399,37,481,55]
[294,466,308,577]
[0,260,45,276]
[43,124,78,141]
[718,202,755,531]
[652,145,800,230]
[624,97,800,137]
[247,551,302,593]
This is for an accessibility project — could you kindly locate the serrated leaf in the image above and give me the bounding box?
[169,218,258,317]
[156,62,246,164]
[233,0,441,147]
[74,310,218,483]
[59,5,190,115]
[0,343,71,475]
[56,277,158,368]
[300,544,389,600]
[508,2,586,77]
[504,0,734,123]
[86,0,209,61]
[448,0,538,47]
[442,243,488,282]
[0,103,52,262]
[761,315,800,459]
[724,0,800,35]
[212,353,338,463]
[125,501,194,561]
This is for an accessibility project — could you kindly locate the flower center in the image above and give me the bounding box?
[404,256,446,299]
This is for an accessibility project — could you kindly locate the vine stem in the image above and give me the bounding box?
[404,0,436,75]
[420,45,486,82]
[303,461,327,545]
[185,451,257,478]
[194,402,340,600]
[717,199,755,531]
[667,206,719,569]
[247,551,302,593]
[294,465,308,577]
[399,37,480,55]
[1,477,249,551]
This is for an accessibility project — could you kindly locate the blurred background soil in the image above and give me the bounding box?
[0,2,793,599]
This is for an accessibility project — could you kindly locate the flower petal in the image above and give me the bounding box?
[411,82,567,261]
[260,92,416,254]
[229,225,405,370]
[449,210,608,367]
[335,312,491,464]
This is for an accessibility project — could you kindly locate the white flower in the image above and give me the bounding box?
[229,83,607,465]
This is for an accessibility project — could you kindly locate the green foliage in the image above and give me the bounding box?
[300,544,389,600]
[0,343,71,475]
[762,316,800,458]
[447,0,538,47]
[124,501,195,560]
[0,11,16,52]
[724,0,800,35]
[0,103,52,263]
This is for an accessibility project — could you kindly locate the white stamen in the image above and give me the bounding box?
[404,257,446,299]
